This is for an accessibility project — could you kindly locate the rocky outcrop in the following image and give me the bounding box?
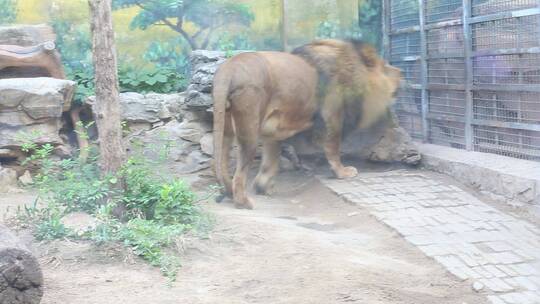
[0,24,56,46]
[285,111,421,166]
[0,165,18,193]
[0,24,59,79]
[185,50,228,109]
[0,77,75,159]
[88,92,185,132]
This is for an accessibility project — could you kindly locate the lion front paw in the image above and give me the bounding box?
[335,166,358,179]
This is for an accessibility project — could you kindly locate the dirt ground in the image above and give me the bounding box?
[0,164,489,304]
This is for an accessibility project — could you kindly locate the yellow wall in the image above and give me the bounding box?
[15,0,359,65]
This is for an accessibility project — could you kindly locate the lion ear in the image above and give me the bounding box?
[359,46,380,68]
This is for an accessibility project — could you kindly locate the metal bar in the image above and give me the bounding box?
[473,47,540,57]
[427,113,466,123]
[472,85,540,92]
[470,8,540,24]
[390,26,421,35]
[428,54,466,59]
[402,83,423,90]
[471,119,540,132]
[463,0,473,151]
[419,0,429,143]
[396,109,423,116]
[394,55,422,61]
[382,0,391,60]
[424,18,462,30]
[428,84,466,90]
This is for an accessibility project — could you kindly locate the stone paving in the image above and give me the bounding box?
[319,170,540,304]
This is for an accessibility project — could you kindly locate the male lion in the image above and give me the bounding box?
[213,39,402,209]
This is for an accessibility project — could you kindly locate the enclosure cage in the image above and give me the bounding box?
[383,0,540,161]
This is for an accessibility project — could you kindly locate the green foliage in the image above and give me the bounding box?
[19,199,71,241]
[14,128,211,281]
[213,31,254,57]
[316,20,362,40]
[112,0,254,50]
[154,181,197,225]
[118,66,188,94]
[0,0,17,24]
[358,0,383,50]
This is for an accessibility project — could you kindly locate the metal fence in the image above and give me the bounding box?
[383,0,540,161]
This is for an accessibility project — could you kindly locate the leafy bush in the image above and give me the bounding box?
[118,66,188,94]
[15,130,212,281]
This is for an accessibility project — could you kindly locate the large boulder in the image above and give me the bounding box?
[0,77,75,159]
[185,50,248,110]
[0,24,55,46]
[0,24,59,79]
[0,165,18,193]
[286,110,422,165]
[88,92,185,132]
[185,50,228,109]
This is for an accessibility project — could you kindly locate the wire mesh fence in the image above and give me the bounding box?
[385,0,540,161]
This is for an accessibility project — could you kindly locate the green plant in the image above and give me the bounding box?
[15,128,211,281]
[0,0,17,24]
[358,0,383,50]
[118,66,188,94]
[155,180,198,225]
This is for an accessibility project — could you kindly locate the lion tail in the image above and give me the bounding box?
[212,63,232,193]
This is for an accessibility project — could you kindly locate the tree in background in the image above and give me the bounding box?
[0,0,17,24]
[358,0,382,50]
[112,0,254,50]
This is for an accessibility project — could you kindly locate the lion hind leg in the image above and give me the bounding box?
[230,90,262,210]
[218,111,234,199]
[254,140,281,195]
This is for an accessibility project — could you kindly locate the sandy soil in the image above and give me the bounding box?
[1,167,488,304]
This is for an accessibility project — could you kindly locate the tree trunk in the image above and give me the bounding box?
[88,0,126,217]
[0,225,44,304]
[88,0,125,176]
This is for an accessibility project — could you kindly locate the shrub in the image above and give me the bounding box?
[15,130,213,281]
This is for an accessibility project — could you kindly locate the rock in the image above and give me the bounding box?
[0,166,18,193]
[0,24,55,46]
[286,110,422,166]
[0,78,75,157]
[18,170,33,186]
[200,133,213,156]
[185,50,247,109]
[174,120,212,143]
[0,24,59,79]
[363,124,422,166]
[61,212,97,235]
[280,156,296,171]
[88,92,184,126]
[176,150,211,174]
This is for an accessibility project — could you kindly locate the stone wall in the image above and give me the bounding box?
[0,78,75,160]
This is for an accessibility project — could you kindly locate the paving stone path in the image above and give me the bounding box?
[319,170,540,304]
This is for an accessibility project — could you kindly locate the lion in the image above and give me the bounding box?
[213,39,402,209]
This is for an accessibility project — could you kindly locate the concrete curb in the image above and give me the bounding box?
[419,144,540,207]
